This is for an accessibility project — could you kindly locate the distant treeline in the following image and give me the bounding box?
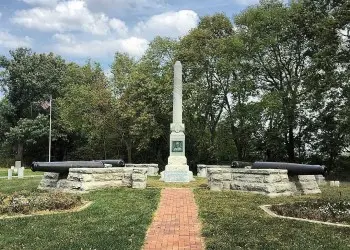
[0,0,349,171]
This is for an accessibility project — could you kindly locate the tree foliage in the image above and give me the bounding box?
[0,1,349,171]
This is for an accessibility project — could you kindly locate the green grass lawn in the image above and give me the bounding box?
[147,176,208,188]
[2,175,350,250]
[195,183,350,250]
[0,168,43,177]
[0,178,160,250]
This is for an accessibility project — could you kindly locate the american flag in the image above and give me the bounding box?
[40,100,50,110]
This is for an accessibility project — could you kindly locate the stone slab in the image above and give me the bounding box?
[125,164,159,176]
[18,167,24,178]
[197,164,231,177]
[168,156,187,165]
[163,171,191,182]
[7,169,12,180]
[206,167,321,197]
[165,164,189,171]
[69,168,125,174]
[15,161,21,169]
[37,166,148,192]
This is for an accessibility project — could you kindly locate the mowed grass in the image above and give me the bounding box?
[147,176,208,188]
[0,168,43,177]
[0,178,160,250]
[195,183,350,250]
[2,174,350,250]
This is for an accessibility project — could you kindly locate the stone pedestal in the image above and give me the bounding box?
[161,164,193,182]
[207,168,321,197]
[38,167,148,192]
[161,129,193,182]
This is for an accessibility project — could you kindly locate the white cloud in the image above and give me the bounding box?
[52,33,76,44]
[20,0,58,7]
[48,9,199,59]
[12,0,126,36]
[53,36,148,58]
[135,10,199,38]
[0,12,2,19]
[0,31,32,49]
[109,18,128,37]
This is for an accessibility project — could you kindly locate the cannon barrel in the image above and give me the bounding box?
[31,161,105,173]
[95,159,125,167]
[252,162,327,176]
[232,161,252,168]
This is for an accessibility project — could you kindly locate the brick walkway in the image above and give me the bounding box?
[143,188,204,250]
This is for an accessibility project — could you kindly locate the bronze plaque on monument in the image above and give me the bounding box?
[172,141,183,152]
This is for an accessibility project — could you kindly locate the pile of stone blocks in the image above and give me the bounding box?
[38,167,148,192]
[197,165,231,178]
[125,164,159,176]
[207,168,321,197]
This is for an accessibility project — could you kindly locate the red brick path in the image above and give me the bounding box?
[143,188,204,250]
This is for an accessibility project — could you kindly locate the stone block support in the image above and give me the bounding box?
[38,167,148,192]
[207,168,321,197]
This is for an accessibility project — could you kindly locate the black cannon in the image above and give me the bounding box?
[231,161,252,168]
[251,162,328,176]
[94,159,125,167]
[31,161,105,173]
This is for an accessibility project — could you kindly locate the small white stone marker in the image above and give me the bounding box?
[14,161,21,174]
[18,167,24,179]
[330,181,340,187]
[8,169,13,180]
[15,161,21,168]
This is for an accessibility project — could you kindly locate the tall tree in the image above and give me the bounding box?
[111,37,177,164]
[0,48,67,160]
[57,61,114,160]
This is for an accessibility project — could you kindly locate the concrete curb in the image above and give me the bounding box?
[260,204,350,228]
[0,201,93,220]
[0,175,43,179]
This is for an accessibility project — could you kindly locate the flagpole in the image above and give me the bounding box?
[49,95,52,162]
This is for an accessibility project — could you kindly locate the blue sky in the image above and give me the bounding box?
[0,0,261,71]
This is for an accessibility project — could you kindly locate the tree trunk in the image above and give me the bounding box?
[126,142,132,163]
[287,125,295,162]
[103,139,107,160]
[236,141,243,161]
[15,142,23,162]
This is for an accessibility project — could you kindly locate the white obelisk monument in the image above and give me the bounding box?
[161,61,193,182]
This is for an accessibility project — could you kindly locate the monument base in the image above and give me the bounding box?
[168,156,187,165]
[160,165,194,183]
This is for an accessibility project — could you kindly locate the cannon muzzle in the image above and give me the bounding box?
[231,161,252,168]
